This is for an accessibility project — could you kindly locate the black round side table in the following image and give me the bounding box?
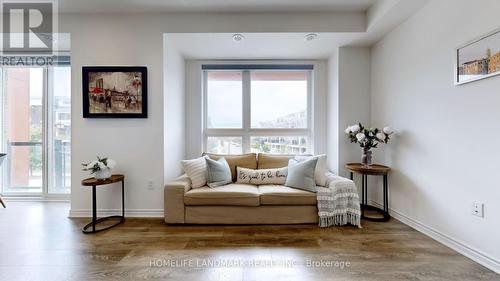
[346,163,390,222]
[81,174,125,233]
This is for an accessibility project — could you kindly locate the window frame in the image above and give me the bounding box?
[202,66,314,154]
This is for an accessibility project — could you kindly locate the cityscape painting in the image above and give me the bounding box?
[82,66,147,118]
[456,29,500,85]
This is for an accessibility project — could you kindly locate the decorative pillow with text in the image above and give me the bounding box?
[236,167,288,185]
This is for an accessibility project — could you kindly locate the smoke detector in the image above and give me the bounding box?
[232,34,245,43]
[305,33,318,41]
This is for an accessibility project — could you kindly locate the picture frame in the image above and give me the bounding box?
[455,28,500,85]
[82,66,148,118]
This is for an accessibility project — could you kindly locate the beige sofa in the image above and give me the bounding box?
[164,153,319,224]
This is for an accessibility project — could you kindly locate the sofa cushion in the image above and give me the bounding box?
[184,184,260,206]
[259,185,317,206]
[204,153,257,181]
[257,154,294,169]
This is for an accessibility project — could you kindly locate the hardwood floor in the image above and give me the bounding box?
[0,202,497,281]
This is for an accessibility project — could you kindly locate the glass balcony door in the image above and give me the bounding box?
[2,68,44,194]
[1,66,71,196]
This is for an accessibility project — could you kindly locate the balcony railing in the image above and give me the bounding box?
[4,140,70,193]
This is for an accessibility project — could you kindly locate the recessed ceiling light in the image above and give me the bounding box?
[232,34,245,43]
[305,33,318,41]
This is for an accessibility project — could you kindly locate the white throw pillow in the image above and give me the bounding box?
[236,167,288,185]
[181,156,208,188]
[295,154,328,187]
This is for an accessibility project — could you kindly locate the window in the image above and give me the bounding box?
[206,71,242,128]
[251,136,308,154]
[207,137,242,154]
[0,66,71,195]
[251,71,308,129]
[48,67,71,194]
[203,65,312,154]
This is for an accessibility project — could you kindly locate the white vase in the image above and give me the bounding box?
[94,168,112,180]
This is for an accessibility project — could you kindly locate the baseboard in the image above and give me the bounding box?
[68,209,164,218]
[3,197,70,202]
[369,200,500,274]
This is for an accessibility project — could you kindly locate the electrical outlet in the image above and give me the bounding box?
[471,202,484,217]
[147,179,154,190]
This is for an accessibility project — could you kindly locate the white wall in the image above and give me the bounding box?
[184,60,203,159]
[338,47,371,177]
[61,12,364,217]
[312,61,328,155]
[326,51,339,174]
[63,15,166,217]
[164,36,186,182]
[371,0,500,271]
[327,47,371,177]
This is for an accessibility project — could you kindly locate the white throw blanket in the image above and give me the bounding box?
[317,173,361,228]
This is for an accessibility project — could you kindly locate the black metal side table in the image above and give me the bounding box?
[81,174,125,233]
[346,163,390,222]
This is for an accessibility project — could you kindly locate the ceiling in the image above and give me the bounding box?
[59,0,378,14]
[167,33,364,59]
[59,0,430,59]
[164,0,430,59]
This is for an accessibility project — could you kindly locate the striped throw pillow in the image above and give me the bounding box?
[181,156,208,188]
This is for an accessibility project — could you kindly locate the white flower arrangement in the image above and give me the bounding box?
[82,156,116,174]
[346,123,393,149]
[356,132,366,142]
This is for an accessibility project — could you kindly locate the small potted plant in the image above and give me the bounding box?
[345,123,393,167]
[82,156,116,180]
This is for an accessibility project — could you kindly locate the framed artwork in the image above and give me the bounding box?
[82,66,147,118]
[456,28,500,85]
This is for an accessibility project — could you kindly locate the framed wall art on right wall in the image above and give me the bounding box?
[455,28,500,85]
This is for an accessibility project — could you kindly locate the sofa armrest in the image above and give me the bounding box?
[164,174,191,223]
